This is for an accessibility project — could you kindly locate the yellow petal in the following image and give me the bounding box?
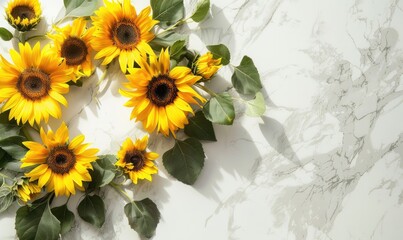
[69,135,85,150]
[55,122,69,143]
[38,168,52,188]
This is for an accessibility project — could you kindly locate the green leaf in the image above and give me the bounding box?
[0,149,14,169]
[191,0,210,22]
[0,136,27,160]
[64,0,99,17]
[163,138,205,185]
[0,123,27,161]
[184,111,216,141]
[16,202,61,240]
[77,194,105,228]
[0,124,21,141]
[203,93,235,125]
[170,40,187,62]
[64,0,84,12]
[2,161,24,172]
[0,186,14,213]
[0,27,13,41]
[149,30,188,51]
[245,92,266,117]
[124,198,160,238]
[151,0,184,24]
[68,79,83,87]
[232,56,262,95]
[206,44,230,65]
[51,204,75,235]
[88,155,116,190]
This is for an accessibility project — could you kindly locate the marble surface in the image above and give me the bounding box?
[1,0,403,239]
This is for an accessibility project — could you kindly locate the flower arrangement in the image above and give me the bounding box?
[0,0,265,239]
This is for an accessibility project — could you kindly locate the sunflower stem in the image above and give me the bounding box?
[47,192,55,204]
[25,35,46,42]
[194,83,218,97]
[157,17,189,36]
[109,182,133,203]
[19,31,26,43]
[54,16,68,27]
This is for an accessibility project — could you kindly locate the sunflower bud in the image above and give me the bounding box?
[195,52,222,80]
[15,178,41,203]
[6,0,41,32]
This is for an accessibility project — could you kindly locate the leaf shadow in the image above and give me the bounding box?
[259,115,301,167]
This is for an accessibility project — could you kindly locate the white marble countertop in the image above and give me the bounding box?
[1,0,403,239]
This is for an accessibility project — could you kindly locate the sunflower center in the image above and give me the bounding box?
[17,68,51,101]
[112,21,140,50]
[147,75,178,107]
[47,146,76,174]
[124,150,145,171]
[11,5,35,20]
[61,37,88,66]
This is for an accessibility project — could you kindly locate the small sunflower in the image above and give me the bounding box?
[15,179,41,202]
[195,52,222,80]
[21,123,99,197]
[48,18,95,81]
[120,49,206,136]
[6,0,41,32]
[0,42,73,126]
[116,136,158,184]
[91,0,158,73]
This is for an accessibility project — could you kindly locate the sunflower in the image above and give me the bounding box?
[116,136,158,184]
[120,49,206,136]
[6,0,41,32]
[21,123,99,197]
[0,42,73,126]
[15,179,41,202]
[48,18,95,81]
[195,52,222,80]
[91,0,158,73]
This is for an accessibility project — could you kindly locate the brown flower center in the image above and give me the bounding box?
[47,146,76,174]
[147,75,178,107]
[124,150,145,171]
[11,5,35,20]
[17,68,50,101]
[61,37,88,66]
[111,20,140,50]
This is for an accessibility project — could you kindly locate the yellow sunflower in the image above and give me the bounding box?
[0,42,73,126]
[195,52,222,80]
[120,49,206,136]
[116,136,158,184]
[48,18,95,81]
[91,0,158,73]
[21,122,99,197]
[15,179,41,202]
[6,0,41,32]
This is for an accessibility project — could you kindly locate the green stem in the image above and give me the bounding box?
[47,192,55,204]
[65,195,71,205]
[195,83,218,97]
[54,16,69,27]
[19,31,26,43]
[157,17,189,36]
[109,182,133,203]
[25,35,46,42]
